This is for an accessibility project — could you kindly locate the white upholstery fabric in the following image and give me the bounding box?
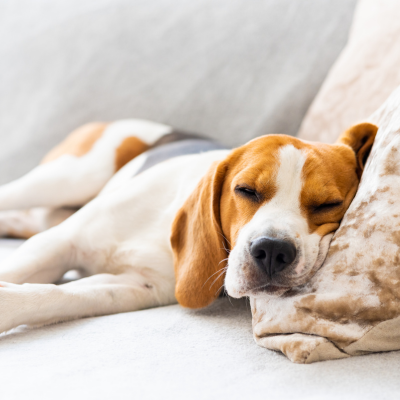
[0,240,400,399]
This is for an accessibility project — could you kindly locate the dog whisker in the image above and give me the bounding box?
[202,266,228,289]
[209,268,227,290]
[215,282,225,296]
[223,287,234,306]
[218,257,229,265]
[218,231,232,248]
[220,240,231,254]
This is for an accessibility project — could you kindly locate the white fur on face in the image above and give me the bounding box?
[225,145,328,298]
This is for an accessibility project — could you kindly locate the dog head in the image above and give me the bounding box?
[171,123,378,308]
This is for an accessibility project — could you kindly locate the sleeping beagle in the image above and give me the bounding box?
[0,119,377,332]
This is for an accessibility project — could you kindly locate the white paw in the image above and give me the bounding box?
[0,282,30,333]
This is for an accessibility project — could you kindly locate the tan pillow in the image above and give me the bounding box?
[297,0,400,143]
[251,85,400,363]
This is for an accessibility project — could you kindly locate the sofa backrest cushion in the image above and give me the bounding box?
[0,0,356,184]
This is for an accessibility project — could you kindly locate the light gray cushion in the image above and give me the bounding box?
[0,0,357,184]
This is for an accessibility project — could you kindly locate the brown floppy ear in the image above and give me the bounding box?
[170,160,229,309]
[336,122,378,178]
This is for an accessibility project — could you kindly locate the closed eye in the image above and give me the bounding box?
[235,185,261,202]
[313,200,343,213]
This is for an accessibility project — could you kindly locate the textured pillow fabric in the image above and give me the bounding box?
[0,0,357,184]
[251,86,400,364]
[297,0,400,143]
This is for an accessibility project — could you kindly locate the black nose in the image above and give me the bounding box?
[250,237,297,277]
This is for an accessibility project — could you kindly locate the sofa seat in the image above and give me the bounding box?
[0,239,399,399]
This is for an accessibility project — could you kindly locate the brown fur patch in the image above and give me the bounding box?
[301,123,378,235]
[115,136,150,171]
[41,123,108,164]
[338,122,378,178]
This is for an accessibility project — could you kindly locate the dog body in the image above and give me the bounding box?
[0,119,377,333]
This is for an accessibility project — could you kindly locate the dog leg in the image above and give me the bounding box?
[0,208,76,238]
[0,272,163,333]
[0,120,169,211]
[0,225,76,284]
[0,153,113,211]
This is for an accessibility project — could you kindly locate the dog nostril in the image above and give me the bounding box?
[254,249,267,260]
[276,253,285,264]
[250,237,296,277]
